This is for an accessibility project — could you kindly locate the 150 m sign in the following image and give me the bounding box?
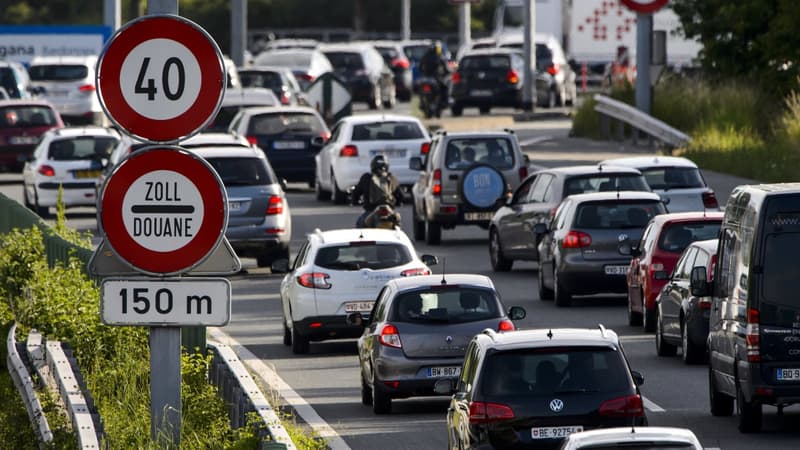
[101,278,230,326]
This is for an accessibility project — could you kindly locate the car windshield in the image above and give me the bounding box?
[351,121,424,141]
[314,243,412,270]
[239,71,284,90]
[481,347,631,397]
[324,52,365,70]
[0,105,58,128]
[391,287,500,324]
[564,174,651,196]
[658,222,721,253]
[248,112,325,136]
[459,56,510,70]
[28,64,88,82]
[640,167,706,190]
[47,137,117,161]
[444,138,515,170]
[574,201,664,229]
[205,157,274,186]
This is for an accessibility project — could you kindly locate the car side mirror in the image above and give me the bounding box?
[631,370,644,386]
[279,178,288,191]
[523,154,530,165]
[270,259,290,274]
[659,195,671,205]
[409,156,423,171]
[618,242,632,256]
[433,378,456,395]
[421,254,438,266]
[311,136,326,147]
[533,222,548,235]
[346,312,364,327]
[508,306,526,320]
[690,266,710,296]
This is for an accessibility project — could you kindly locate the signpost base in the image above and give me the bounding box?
[150,327,181,445]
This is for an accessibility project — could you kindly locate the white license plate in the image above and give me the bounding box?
[427,366,461,378]
[531,426,583,439]
[370,149,406,158]
[273,141,305,150]
[344,301,374,312]
[465,212,493,221]
[777,368,800,381]
[9,136,38,145]
[604,265,629,275]
[228,201,242,212]
[470,89,492,96]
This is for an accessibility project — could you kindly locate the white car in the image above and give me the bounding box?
[22,126,120,217]
[207,87,280,132]
[560,426,703,450]
[273,227,437,354]
[599,155,721,212]
[314,114,431,204]
[253,49,333,90]
[27,55,107,126]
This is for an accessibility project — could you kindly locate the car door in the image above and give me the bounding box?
[538,198,572,290]
[523,172,557,256]
[628,221,656,308]
[361,286,391,384]
[662,246,697,340]
[449,341,482,448]
[281,240,310,326]
[494,175,536,258]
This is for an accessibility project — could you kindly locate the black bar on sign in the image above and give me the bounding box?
[131,205,195,214]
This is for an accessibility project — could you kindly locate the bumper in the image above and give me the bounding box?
[293,315,364,342]
[373,352,464,398]
[36,181,98,207]
[558,258,631,295]
[268,161,316,183]
[451,87,521,108]
[427,201,496,228]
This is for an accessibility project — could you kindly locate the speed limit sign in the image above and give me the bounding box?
[96,14,225,142]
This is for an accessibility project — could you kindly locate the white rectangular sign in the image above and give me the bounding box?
[101,277,231,326]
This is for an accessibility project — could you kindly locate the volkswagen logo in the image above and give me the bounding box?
[549,398,564,412]
[445,335,454,343]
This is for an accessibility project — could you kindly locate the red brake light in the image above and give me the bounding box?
[546,63,558,76]
[468,401,515,424]
[562,230,592,248]
[420,142,431,155]
[498,319,515,332]
[340,145,358,157]
[432,169,442,196]
[320,131,331,141]
[297,73,313,82]
[451,72,461,84]
[599,394,644,417]
[422,83,432,93]
[703,191,719,209]
[746,307,760,362]
[78,84,96,92]
[246,135,258,146]
[401,267,430,277]
[266,195,283,215]
[518,166,528,180]
[280,92,291,105]
[379,324,402,348]
[506,69,519,84]
[38,165,55,177]
[297,272,331,289]
[391,57,410,69]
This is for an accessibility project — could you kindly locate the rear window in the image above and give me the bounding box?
[480,348,631,397]
[48,137,117,161]
[314,243,412,270]
[564,174,650,196]
[574,201,664,229]
[351,121,424,141]
[28,64,89,82]
[459,56,510,70]
[375,46,399,61]
[0,105,58,128]
[248,112,325,136]
[403,45,428,61]
[658,221,721,253]
[239,71,284,89]
[257,52,311,67]
[323,52,364,70]
[208,105,243,132]
[444,138,515,170]
[205,157,274,186]
[640,166,706,190]
[391,287,500,324]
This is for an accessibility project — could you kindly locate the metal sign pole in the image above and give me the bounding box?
[521,0,536,112]
[635,13,652,114]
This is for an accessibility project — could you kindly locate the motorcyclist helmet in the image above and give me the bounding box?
[431,40,443,57]
[371,155,389,175]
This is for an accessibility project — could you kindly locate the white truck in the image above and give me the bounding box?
[493,0,565,44]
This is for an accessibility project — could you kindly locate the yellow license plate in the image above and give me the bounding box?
[74,169,101,179]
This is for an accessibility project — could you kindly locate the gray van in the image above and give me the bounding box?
[699,183,800,433]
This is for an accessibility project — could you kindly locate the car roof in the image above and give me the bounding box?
[600,156,699,169]
[480,327,619,350]
[310,227,412,246]
[318,43,373,53]
[222,87,279,106]
[180,132,249,147]
[0,99,57,108]
[536,164,643,176]
[566,191,663,203]
[565,426,701,448]
[237,106,319,116]
[340,114,423,125]
[238,65,292,73]
[189,144,263,160]
[689,238,719,253]
[48,126,118,138]
[438,130,515,139]
[650,211,724,226]
[30,55,98,64]
[495,32,559,45]
[461,47,520,58]
[388,274,494,291]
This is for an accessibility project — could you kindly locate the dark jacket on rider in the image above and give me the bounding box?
[351,171,403,211]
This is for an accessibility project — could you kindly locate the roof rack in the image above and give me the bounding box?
[597,324,606,337]
[312,228,325,244]
[503,128,515,134]
[481,328,498,340]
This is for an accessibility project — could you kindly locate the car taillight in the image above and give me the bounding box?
[451,72,461,84]
[296,73,314,82]
[498,319,515,332]
[648,259,667,279]
[38,165,55,177]
[422,83,432,93]
[432,169,442,196]
[78,84,96,92]
[420,142,431,154]
[506,69,519,84]
[320,131,331,141]
[746,308,760,362]
[599,394,644,417]
[266,195,283,215]
[280,91,291,105]
[340,145,358,157]
[379,324,402,348]
[698,298,712,309]
[297,272,331,289]
[562,230,591,248]
[518,166,528,180]
[391,57,410,69]
[703,191,719,209]
[546,63,558,76]
[468,401,515,424]
[246,135,258,146]
[401,267,430,277]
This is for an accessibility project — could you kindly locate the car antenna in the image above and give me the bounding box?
[440,257,447,284]
[547,329,553,340]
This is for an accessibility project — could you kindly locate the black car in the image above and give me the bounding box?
[443,327,647,449]
[319,43,396,109]
[489,165,651,272]
[237,65,307,106]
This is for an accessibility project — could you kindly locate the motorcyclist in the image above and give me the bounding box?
[418,40,451,109]
[351,155,404,228]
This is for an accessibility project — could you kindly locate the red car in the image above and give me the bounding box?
[0,99,63,172]
[625,211,723,331]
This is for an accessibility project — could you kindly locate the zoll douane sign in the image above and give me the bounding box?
[98,146,227,275]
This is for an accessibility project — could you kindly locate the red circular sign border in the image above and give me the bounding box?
[619,0,669,14]
[100,147,227,275]
[96,15,224,142]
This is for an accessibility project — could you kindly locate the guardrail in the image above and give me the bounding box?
[594,94,691,149]
[6,324,53,446]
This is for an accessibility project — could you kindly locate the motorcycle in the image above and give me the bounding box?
[418,77,443,119]
[363,204,401,229]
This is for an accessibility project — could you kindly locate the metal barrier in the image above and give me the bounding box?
[594,94,691,149]
[6,324,53,445]
[208,342,297,450]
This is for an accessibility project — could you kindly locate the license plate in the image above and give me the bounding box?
[531,426,583,439]
[427,366,461,378]
[73,169,101,179]
[9,136,38,145]
[370,149,406,158]
[604,265,629,275]
[777,368,800,381]
[465,212,493,221]
[273,141,305,150]
[470,89,492,96]
[228,201,242,212]
[344,301,374,312]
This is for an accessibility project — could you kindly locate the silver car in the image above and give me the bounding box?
[350,274,526,414]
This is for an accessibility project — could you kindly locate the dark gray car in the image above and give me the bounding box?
[535,191,667,307]
[350,274,525,414]
[489,165,651,271]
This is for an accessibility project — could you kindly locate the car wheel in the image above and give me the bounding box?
[291,325,309,355]
[450,104,463,117]
[655,308,677,357]
[479,106,491,115]
[736,381,762,433]
[331,171,347,204]
[361,372,373,406]
[642,292,656,332]
[372,374,392,414]
[627,292,643,326]
[489,229,513,272]
[369,83,380,110]
[412,205,425,241]
[315,173,331,201]
[681,319,703,364]
[283,321,292,346]
[538,264,554,301]
[709,366,734,416]
[554,270,571,307]
[425,217,441,245]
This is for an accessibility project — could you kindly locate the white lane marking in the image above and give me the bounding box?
[208,327,352,450]
[519,135,554,147]
[642,396,666,412]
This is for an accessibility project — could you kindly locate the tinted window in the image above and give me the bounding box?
[403,45,428,61]
[209,105,245,131]
[28,64,88,81]
[460,55,510,70]
[351,121,424,141]
[248,112,325,135]
[0,67,23,98]
[0,105,58,128]
[391,287,500,324]
[640,166,706,189]
[481,348,631,397]
[762,232,800,305]
[324,52,365,70]
[444,138,514,170]
[314,243,412,270]
[564,174,650,196]
[574,201,664,229]
[658,221,721,253]
[239,71,284,89]
[374,46,399,61]
[206,157,274,186]
[48,137,117,161]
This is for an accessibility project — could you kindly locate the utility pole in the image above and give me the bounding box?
[104,0,121,31]
[231,0,247,66]
[521,0,536,112]
[458,2,471,56]
[635,13,652,114]
[401,0,411,41]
